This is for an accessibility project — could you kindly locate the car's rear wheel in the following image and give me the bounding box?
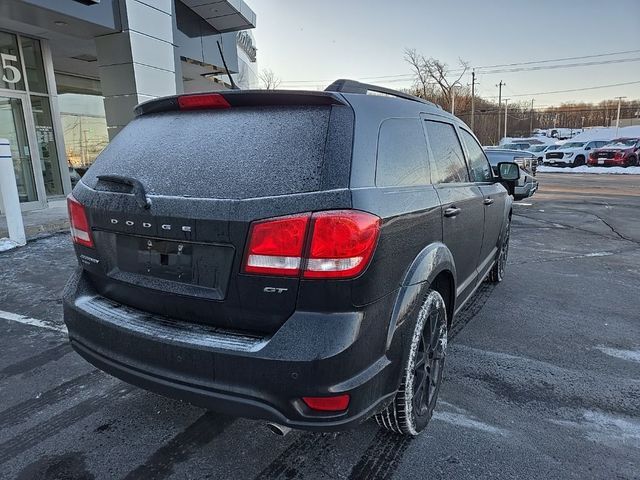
[374,289,447,436]
[573,155,585,167]
[488,219,510,283]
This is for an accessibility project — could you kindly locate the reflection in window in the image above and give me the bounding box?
[20,37,48,93]
[58,93,108,170]
[376,118,430,187]
[425,121,469,184]
[31,96,63,195]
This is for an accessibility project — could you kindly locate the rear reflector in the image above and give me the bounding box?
[67,195,94,248]
[177,93,230,110]
[242,210,380,279]
[302,394,350,412]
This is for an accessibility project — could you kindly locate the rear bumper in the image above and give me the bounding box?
[544,159,571,166]
[63,269,400,431]
[587,158,626,167]
[514,181,537,199]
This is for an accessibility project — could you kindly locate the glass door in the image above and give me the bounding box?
[0,91,45,210]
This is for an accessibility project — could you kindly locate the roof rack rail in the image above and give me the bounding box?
[325,79,441,108]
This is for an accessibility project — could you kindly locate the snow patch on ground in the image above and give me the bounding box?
[596,346,640,363]
[538,165,640,174]
[0,238,21,252]
[433,410,508,436]
[551,410,640,449]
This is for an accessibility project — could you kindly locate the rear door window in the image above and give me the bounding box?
[376,118,430,187]
[424,120,469,183]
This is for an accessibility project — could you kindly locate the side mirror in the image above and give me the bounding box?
[497,162,520,181]
[585,146,591,151]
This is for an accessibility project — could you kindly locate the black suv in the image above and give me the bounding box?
[64,80,519,436]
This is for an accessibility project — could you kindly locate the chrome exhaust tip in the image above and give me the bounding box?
[266,422,292,436]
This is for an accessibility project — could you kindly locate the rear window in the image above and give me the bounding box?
[83,106,334,199]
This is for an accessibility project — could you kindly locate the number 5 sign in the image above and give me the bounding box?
[1,53,22,84]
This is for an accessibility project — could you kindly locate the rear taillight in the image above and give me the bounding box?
[614,151,625,159]
[589,152,596,159]
[304,211,380,279]
[177,93,230,110]
[244,213,311,276]
[67,195,94,248]
[242,210,380,279]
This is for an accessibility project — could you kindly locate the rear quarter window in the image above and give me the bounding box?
[83,106,337,199]
[375,118,430,187]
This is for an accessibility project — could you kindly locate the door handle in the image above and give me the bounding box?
[444,207,461,218]
[483,197,495,205]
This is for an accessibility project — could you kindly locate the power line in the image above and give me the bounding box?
[281,56,640,88]
[279,48,640,85]
[481,80,640,99]
[474,48,640,70]
[479,56,640,74]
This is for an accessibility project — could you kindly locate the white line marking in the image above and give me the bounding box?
[0,309,67,334]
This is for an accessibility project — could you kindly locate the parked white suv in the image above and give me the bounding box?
[544,140,608,167]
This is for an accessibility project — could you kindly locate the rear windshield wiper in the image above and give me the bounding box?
[96,175,151,210]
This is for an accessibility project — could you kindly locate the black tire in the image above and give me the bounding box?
[573,155,585,167]
[488,219,510,283]
[374,290,448,436]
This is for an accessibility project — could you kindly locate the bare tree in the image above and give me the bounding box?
[404,49,468,107]
[404,48,433,99]
[259,69,281,90]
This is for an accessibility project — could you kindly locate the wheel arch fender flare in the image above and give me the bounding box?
[385,242,456,350]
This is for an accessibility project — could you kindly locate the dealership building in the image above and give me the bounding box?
[0,0,257,212]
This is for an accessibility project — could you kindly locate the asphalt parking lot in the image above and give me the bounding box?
[1,173,639,480]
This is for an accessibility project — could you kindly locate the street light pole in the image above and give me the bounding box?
[496,80,505,143]
[615,96,627,137]
[529,99,534,135]
[504,98,509,139]
[470,70,476,130]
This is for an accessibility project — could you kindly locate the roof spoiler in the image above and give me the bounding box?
[134,90,347,116]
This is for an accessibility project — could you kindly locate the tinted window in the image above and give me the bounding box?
[376,118,430,187]
[460,129,493,182]
[425,121,469,183]
[84,106,337,199]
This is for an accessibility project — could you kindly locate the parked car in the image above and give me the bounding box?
[587,138,640,167]
[485,149,538,200]
[544,140,609,167]
[63,80,519,437]
[527,144,558,164]
[501,142,532,151]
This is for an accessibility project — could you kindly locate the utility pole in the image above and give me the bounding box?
[529,99,534,135]
[470,70,476,130]
[504,99,509,139]
[615,96,627,137]
[496,80,505,143]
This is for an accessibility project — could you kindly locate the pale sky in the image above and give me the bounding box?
[249,0,640,107]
